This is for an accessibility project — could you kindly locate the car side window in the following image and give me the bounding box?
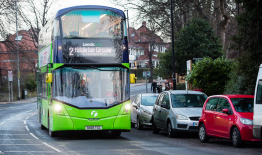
[137,95,141,107]
[205,98,218,111]
[217,98,232,113]
[162,93,170,109]
[256,80,262,104]
[157,93,164,106]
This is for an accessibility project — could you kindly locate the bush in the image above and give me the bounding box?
[186,57,234,96]
[176,83,186,90]
[24,74,37,92]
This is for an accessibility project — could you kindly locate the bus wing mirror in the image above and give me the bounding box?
[46,73,52,83]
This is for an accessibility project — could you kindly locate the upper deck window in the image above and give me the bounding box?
[61,9,122,39]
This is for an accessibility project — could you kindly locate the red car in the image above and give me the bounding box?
[198,95,261,147]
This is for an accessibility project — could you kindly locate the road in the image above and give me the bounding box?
[0,85,262,155]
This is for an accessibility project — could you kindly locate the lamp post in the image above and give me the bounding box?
[170,0,176,90]
[15,0,20,100]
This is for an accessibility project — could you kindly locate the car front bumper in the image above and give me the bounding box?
[240,125,262,142]
[173,119,199,132]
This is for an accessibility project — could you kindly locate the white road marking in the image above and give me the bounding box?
[7,117,14,120]
[29,133,39,139]
[15,113,23,116]
[0,144,41,145]
[25,126,29,131]
[0,121,5,125]
[4,151,53,153]
[43,142,62,152]
[26,110,33,113]
[24,120,26,124]
[25,117,29,120]
[0,134,28,135]
[0,139,33,140]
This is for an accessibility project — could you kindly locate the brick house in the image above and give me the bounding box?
[0,30,37,86]
[128,22,168,69]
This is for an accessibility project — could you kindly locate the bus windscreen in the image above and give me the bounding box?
[52,67,129,108]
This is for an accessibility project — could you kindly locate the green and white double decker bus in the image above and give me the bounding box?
[37,5,130,137]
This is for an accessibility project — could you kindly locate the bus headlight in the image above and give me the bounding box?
[125,104,131,112]
[54,104,62,113]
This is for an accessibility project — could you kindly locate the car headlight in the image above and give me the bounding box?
[240,118,253,125]
[176,114,188,120]
[124,104,131,112]
[142,109,152,115]
[54,104,62,113]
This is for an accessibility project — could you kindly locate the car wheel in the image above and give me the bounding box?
[112,131,121,137]
[152,121,159,134]
[136,116,143,130]
[232,127,243,148]
[167,121,176,138]
[199,124,209,143]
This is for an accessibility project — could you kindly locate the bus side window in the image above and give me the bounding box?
[256,80,262,104]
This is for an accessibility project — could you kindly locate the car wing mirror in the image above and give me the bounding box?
[161,104,167,108]
[132,103,138,109]
[222,109,229,114]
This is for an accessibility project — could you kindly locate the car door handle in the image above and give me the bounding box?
[214,115,217,118]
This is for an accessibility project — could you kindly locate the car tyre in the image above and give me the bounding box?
[131,122,135,128]
[136,116,143,130]
[199,124,209,143]
[167,121,176,138]
[232,127,243,148]
[112,131,121,137]
[152,121,159,134]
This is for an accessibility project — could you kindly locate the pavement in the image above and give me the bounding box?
[130,82,148,87]
[0,97,37,104]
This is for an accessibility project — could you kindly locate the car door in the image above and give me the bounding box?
[204,97,219,135]
[213,97,233,138]
[159,93,171,129]
[154,93,164,127]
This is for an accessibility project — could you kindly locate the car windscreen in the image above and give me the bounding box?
[231,98,254,112]
[171,94,207,108]
[141,96,158,106]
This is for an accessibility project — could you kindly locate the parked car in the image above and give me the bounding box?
[151,90,208,138]
[253,64,262,140]
[199,95,262,148]
[131,93,159,129]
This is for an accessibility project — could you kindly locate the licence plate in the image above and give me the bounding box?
[193,122,198,126]
[85,126,102,130]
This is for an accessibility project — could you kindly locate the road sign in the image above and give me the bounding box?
[8,71,13,81]
[143,71,151,77]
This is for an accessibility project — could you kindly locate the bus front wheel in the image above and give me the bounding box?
[111,131,121,137]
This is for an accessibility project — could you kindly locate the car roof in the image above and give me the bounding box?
[141,93,159,97]
[209,94,254,98]
[168,90,205,95]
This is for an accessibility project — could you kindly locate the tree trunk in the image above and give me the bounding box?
[148,50,153,83]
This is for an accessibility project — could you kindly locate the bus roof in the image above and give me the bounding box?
[55,5,126,19]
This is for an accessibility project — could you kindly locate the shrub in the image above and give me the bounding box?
[186,57,234,96]
[24,73,37,92]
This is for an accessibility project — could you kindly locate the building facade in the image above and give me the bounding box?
[128,22,168,69]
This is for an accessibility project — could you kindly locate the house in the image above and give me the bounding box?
[0,30,37,85]
[128,21,168,69]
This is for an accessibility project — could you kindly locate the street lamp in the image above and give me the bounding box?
[170,0,176,90]
[15,0,21,100]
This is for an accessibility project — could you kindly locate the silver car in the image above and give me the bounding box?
[131,93,159,130]
[152,90,208,137]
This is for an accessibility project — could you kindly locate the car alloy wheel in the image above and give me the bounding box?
[167,122,175,138]
[232,127,243,148]
[199,124,209,143]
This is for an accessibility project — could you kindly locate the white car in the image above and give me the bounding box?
[131,93,159,129]
[253,64,262,140]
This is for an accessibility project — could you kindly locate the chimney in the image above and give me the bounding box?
[142,21,146,27]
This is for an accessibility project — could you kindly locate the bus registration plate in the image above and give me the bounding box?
[85,126,102,130]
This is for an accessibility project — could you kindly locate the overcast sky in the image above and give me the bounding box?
[60,0,139,27]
